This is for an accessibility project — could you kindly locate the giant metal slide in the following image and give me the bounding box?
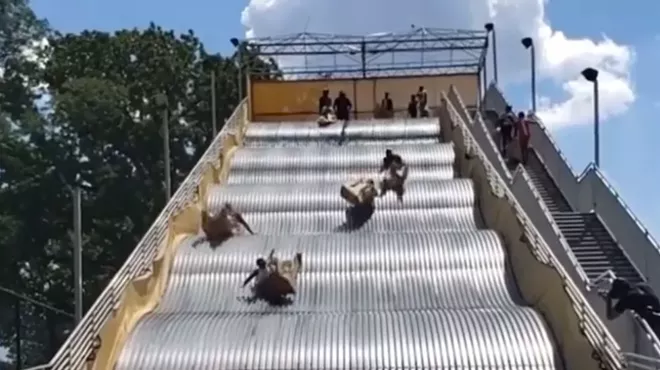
[113,117,564,369]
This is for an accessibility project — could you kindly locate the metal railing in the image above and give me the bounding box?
[480,85,660,360]
[28,99,247,370]
[447,85,590,282]
[485,83,660,275]
[442,93,624,369]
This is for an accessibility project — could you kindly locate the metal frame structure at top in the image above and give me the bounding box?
[241,27,488,79]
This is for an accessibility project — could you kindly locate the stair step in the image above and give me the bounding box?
[559,229,612,237]
[575,256,631,264]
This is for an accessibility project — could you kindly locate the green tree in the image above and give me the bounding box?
[0,22,281,367]
[0,0,64,367]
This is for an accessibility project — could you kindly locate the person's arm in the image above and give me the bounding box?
[379,159,388,173]
[242,269,259,287]
[235,213,254,234]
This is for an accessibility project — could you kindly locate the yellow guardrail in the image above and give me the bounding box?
[38,100,248,370]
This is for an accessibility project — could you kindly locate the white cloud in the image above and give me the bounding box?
[241,0,635,128]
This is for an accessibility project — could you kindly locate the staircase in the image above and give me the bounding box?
[525,151,643,283]
[553,213,642,283]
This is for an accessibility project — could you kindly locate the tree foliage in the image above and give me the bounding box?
[0,11,280,367]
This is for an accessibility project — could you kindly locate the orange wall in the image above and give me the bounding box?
[249,74,479,122]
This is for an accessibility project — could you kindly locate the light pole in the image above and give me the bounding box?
[72,185,82,324]
[484,23,498,85]
[521,37,536,112]
[581,67,600,168]
[155,93,171,202]
[56,171,84,326]
[230,37,243,103]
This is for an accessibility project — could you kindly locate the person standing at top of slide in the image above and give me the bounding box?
[416,86,428,117]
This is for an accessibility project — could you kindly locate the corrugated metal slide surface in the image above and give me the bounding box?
[116,118,561,370]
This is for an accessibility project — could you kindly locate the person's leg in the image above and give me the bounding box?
[501,126,512,155]
[393,183,404,202]
[520,136,530,164]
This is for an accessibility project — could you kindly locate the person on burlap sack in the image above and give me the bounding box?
[343,178,378,229]
[317,89,337,126]
[193,202,254,248]
[243,250,303,305]
[379,149,408,202]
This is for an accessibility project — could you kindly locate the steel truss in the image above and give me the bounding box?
[242,27,488,79]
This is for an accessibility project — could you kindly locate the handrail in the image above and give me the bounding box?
[485,83,581,177]
[591,167,660,255]
[449,85,588,281]
[511,164,591,282]
[40,99,248,370]
[485,83,660,271]
[448,85,511,181]
[626,351,660,370]
[23,365,52,370]
[442,93,624,369]
[486,83,660,259]
[485,84,660,361]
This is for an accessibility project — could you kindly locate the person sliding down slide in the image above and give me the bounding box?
[192,202,254,248]
[317,89,337,127]
[379,149,408,202]
[340,178,378,229]
[243,250,303,305]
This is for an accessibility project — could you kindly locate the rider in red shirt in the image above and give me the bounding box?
[514,111,532,164]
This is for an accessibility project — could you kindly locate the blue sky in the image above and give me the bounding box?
[29,0,660,240]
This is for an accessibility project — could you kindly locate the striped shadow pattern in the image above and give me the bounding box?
[116,118,561,370]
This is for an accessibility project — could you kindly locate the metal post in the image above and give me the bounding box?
[492,28,499,84]
[237,47,243,102]
[15,298,22,369]
[483,48,488,92]
[162,109,171,202]
[594,79,600,168]
[530,46,537,112]
[211,69,217,137]
[360,40,367,78]
[73,186,83,324]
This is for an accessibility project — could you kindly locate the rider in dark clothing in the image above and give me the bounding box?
[380,149,403,173]
[242,258,269,287]
[407,95,418,118]
[497,105,516,156]
[417,86,428,117]
[333,91,352,120]
[318,89,332,115]
[381,92,394,117]
[607,278,660,338]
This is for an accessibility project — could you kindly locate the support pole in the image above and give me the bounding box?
[594,79,600,168]
[492,27,499,84]
[360,40,367,78]
[237,47,243,102]
[15,298,22,369]
[531,46,537,112]
[73,186,83,324]
[162,108,171,202]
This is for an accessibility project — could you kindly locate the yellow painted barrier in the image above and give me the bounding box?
[249,74,479,122]
[89,123,246,369]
